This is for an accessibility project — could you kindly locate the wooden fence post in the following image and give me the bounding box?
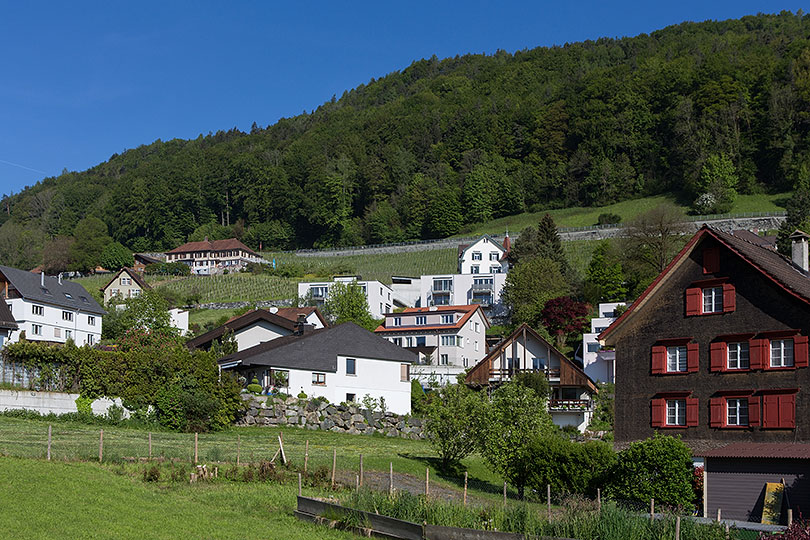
[298,472,302,496]
[148,432,152,460]
[359,454,363,487]
[98,429,103,463]
[463,472,468,506]
[503,482,507,507]
[236,434,240,466]
[304,440,309,473]
[356,474,359,491]
[194,432,198,464]
[425,467,429,497]
[389,462,393,496]
[716,508,721,522]
[788,508,794,527]
[675,516,680,540]
[330,448,336,488]
[597,488,601,512]
[547,484,551,518]
[650,499,654,522]
[47,425,51,461]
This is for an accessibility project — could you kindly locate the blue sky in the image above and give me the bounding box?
[0,1,805,195]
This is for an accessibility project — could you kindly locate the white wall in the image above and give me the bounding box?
[297,279,393,319]
[550,410,591,432]
[420,273,507,309]
[0,389,126,416]
[6,298,102,346]
[169,308,189,336]
[391,278,422,308]
[234,320,290,351]
[459,237,507,274]
[580,302,624,384]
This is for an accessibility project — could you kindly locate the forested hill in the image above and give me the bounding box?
[2,12,810,268]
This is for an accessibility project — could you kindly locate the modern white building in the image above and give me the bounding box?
[466,323,599,432]
[165,237,265,275]
[297,276,392,319]
[420,273,507,310]
[390,276,422,308]
[0,265,105,346]
[457,234,510,274]
[580,302,626,384]
[375,305,489,385]
[219,322,415,414]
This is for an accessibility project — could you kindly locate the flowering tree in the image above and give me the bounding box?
[541,296,591,348]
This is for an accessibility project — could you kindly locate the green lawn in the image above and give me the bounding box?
[0,456,354,540]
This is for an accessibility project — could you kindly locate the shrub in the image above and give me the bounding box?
[424,383,488,468]
[606,433,695,508]
[527,435,616,497]
[247,378,263,395]
[75,395,94,416]
[597,213,622,225]
[297,391,308,399]
[143,465,161,482]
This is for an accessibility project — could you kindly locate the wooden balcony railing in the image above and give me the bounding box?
[548,399,592,411]
[487,367,560,380]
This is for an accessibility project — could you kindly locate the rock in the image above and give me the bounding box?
[285,409,297,417]
[240,393,254,401]
[320,418,335,430]
[330,426,342,432]
[285,396,297,405]
[318,401,329,411]
[259,409,272,417]
[386,429,398,437]
[245,415,256,425]
[350,414,364,424]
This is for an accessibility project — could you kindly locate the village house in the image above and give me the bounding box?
[297,276,392,319]
[187,307,326,352]
[466,323,599,432]
[374,305,489,385]
[457,234,510,274]
[165,237,264,275]
[100,268,149,304]
[600,226,810,523]
[132,253,163,273]
[0,265,104,346]
[0,300,17,349]
[419,273,508,313]
[578,302,625,383]
[218,322,415,414]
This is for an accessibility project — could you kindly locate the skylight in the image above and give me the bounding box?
[41,287,51,295]
[80,296,89,303]
[64,292,73,299]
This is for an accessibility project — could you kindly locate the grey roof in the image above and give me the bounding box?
[219,322,416,371]
[0,265,105,315]
[0,299,17,330]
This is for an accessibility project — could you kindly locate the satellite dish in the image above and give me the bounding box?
[269,307,279,313]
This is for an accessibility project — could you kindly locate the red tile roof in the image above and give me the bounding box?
[698,443,810,460]
[166,238,258,256]
[374,304,486,333]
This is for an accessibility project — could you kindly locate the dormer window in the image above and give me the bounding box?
[64,292,73,300]
[416,316,426,325]
[440,314,453,324]
[392,317,402,327]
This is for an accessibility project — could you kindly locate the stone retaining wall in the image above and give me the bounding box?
[238,395,424,439]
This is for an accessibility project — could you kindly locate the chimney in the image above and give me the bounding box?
[790,230,810,273]
[58,273,62,285]
[294,313,307,335]
[502,230,511,253]
[41,272,45,287]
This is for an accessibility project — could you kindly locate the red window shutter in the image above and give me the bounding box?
[795,335,809,368]
[762,395,779,428]
[687,343,699,373]
[748,396,760,427]
[722,283,736,313]
[651,345,666,375]
[703,247,720,274]
[780,394,796,428]
[709,397,723,427]
[686,397,699,427]
[651,398,665,428]
[709,342,726,372]
[749,338,765,370]
[685,288,701,316]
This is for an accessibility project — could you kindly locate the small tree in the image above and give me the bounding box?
[622,204,689,276]
[606,433,695,508]
[541,296,591,348]
[479,383,555,498]
[424,384,488,468]
[323,281,378,330]
[99,242,134,271]
[694,153,738,214]
[502,257,569,328]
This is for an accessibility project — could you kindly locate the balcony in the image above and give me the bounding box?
[548,399,592,412]
[431,284,453,295]
[471,281,494,292]
[488,367,560,381]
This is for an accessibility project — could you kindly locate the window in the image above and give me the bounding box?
[441,314,453,324]
[416,336,426,347]
[416,316,427,325]
[405,337,413,347]
[703,287,723,313]
[80,296,89,304]
[440,354,449,365]
[457,336,464,348]
[666,399,687,426]
[54,328,61,338]
[120,277,131,286]
[62,311,73,322]
[88,316,96,326]
[110,288,120,297]
[346,393,356,403]
[392,317,402,327]
[489,252,499,261]
[474,340,479,352]
[472,252,482,261]
[490,266,502,273]
[432,279,452,292]
[400,364,410,382]
[727,342,749,370]
[32,324,42,335]
[471,265,480,274]
[441,335,457,346]
[432,295,450,306]
[587,342,601,353]
[65,330,72,340]
[474,322,480,333]
[346,358,356,375]
[532,357,543,370]
[667,346,688,373]
[761,391,797,429]
[63,292,73,300]
[87,335,95,346]
[311,286,328,298]
[312,373,326,386]
[726,399,749,426]
[770,339,794,367]
[32,305,43,316]
[41,287,51,295]
[393,337,402,346]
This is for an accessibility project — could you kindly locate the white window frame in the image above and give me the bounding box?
[65,329,72,340]
[471,265,480,274]
[727,342,749,370]
[312,372,326,386]
[87,334,95,345]
[392,317,402,327]
[770,339,794,368]
[62,311,73,322]
[88,316,96,326]
[726,398,749,426]
[666,345,688,373]
[489,252,499,261]
[32,305,44,316]
[666,399,687,426]
[32,324,42,336]
[702,286,723,313]
[440,314,453,324]
[416,316,427,325]
[439,354,449,365]
[472,252,482,261]
[393,337,402,346]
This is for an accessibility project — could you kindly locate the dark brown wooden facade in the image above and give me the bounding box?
[602,227,810,452]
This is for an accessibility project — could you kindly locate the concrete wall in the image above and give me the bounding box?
[0,389,126,416]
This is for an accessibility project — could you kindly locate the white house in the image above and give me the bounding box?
[580,302,625,383]
[374,305,489,386]
[165,237,265,275]
[420,273,507,311]
[100,268,149,304]
[390,276,422,308]
[457,234,510,274]
[219,322,415,414]
[186,307,326,352]
[297,276,392,319]
[0,265,104,346]
[466,323,599,432]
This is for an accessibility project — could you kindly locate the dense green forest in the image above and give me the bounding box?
[2,12,810,269]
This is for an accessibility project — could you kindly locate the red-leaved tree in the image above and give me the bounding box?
[541,296,591,348]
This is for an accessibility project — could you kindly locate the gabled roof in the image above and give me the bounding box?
[698,442,810,459]
[166,237,258,257]
[133,253,163,265]
[600,226,810,343]
[219,322,416,371]
[0,265,105,315]
[186,308,303,350]
[466,322,598,392]
[100,268,151,294]
[270,306,328,328]
[457,235,506,259]
[374,304,488,333]
[0,299,17,330]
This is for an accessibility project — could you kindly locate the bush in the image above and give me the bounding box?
[424,384,488,468]
[597,213,622,225]
[246,378,262,395]
[527,435,616,497]
[605,433,695,508]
